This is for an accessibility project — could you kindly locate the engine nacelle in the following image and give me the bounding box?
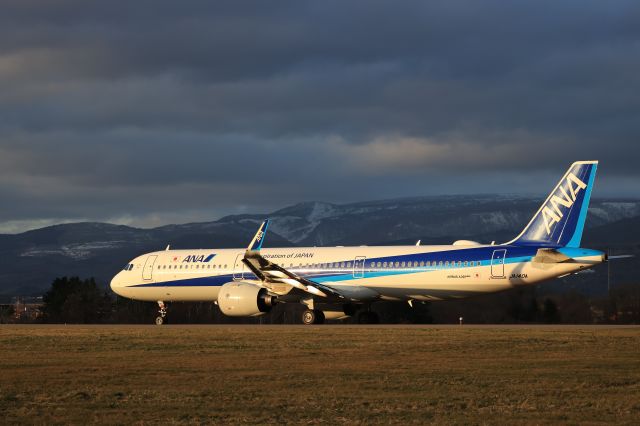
[217,282,277,317]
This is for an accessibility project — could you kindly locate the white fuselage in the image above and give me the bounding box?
[110,244,604,303]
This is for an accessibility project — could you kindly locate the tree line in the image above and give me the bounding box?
[9,276,638,324]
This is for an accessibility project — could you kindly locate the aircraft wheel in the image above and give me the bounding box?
[156,301,167,325]
[302,309,325,325]
[302,309,315,325]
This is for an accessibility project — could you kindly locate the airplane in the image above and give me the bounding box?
[110,160,608,325]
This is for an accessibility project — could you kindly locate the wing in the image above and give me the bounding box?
[243,220,345,300]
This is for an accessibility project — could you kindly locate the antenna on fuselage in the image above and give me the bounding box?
[165,244,171,251]
[416,240,421,246]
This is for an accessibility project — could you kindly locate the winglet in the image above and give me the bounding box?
[247,219,269,252]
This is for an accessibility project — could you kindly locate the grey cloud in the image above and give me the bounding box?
[0,1,639,232]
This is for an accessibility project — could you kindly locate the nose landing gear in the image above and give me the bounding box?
[155,301,168,325]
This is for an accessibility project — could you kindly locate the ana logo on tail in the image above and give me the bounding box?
[541,172,587,235]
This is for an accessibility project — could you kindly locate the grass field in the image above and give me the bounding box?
[0,325,639,424]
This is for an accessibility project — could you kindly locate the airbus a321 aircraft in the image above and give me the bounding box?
[111,161,607,325]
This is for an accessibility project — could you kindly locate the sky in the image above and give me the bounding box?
[1,1,639,233]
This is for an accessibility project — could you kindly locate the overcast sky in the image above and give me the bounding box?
[1,1,639,233]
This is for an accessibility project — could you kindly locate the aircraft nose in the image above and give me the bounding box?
[110,272,124,296]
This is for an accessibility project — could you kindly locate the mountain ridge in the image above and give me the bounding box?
[1,195,639,298]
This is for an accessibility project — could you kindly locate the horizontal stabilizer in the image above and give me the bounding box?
[532,248,571,264]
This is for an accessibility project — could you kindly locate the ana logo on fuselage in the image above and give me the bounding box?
[183,254,216,263]
[541,172,587,235]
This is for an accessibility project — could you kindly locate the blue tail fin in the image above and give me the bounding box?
[508,161,598,247]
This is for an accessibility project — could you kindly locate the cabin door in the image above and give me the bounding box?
[491,249,507,278]
[353,256,366,278]
[143,255,158,280]
[233,253,245,280]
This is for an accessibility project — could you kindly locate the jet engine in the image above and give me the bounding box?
[217,282,277,317]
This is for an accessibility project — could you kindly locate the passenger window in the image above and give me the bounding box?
[401,261,406,268]
[464,261,468,267]
[340,262,345,268]
[347,262,352,268]
[394,262,399,267]
[438,261,443,267]
[420,261,425,267]
[383,262,387,267]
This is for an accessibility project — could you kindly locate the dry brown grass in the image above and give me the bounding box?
[0,325,639,424]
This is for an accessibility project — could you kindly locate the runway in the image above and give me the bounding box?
[3,323,638,329]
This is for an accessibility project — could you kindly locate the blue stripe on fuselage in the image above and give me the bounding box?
[125,245,560,288]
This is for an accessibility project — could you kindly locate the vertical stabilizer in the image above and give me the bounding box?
[507,161,598,247]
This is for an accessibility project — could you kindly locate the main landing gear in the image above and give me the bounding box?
[301,309,325,325]
[155,301,168,325]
